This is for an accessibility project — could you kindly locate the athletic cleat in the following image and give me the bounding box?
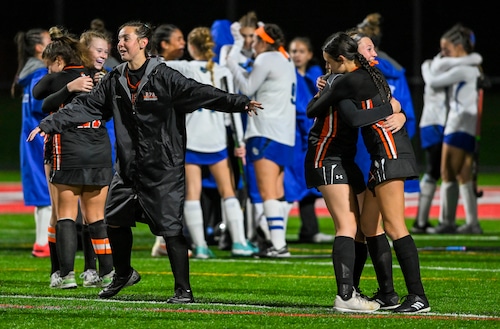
[456,223,483,234]
[231,241,259,257]
[247,240,260,253]
[194,246,215,259]
[100,270,115,288]
[426,223,456,234]
[51,271,77,289]
[167,288,194,304]
[354,287,369,300]
[369,289,400,310]
[81,269,115,288]
[80,269,99,287]
[98,268,141,299]
[410,222,433,234]
[253,245,291,258]
[32,243,50,258]
[49,270,61,288]
[393,294,430,313]
[334,289,380,313]
[312,232,335,243]
[151,240,168,257]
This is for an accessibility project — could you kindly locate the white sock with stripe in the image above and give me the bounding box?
[264,199,286,250]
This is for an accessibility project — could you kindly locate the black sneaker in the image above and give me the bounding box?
[426,223,456,234]
[410,222,433,234]
[253,245,291,258]
[98,268,141,299]
[393,294,430,313]
[456,223,483,234]
[369,289,400,310]
[167,288,194,304]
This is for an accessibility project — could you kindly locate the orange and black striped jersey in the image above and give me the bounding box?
[33,66,111,170]
[305,69,394,169]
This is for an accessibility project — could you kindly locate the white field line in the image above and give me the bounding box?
[0,295,498,320]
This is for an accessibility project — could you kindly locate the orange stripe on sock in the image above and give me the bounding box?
[91,238,112,255]
[48,226,56,243]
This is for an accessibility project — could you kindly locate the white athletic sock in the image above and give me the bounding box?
[34,205,51,245]
[264,199,286,250]
[416,174,437,227]
[280,200,293,234]
[258,212,271,241]
[248,201,268,241]
[183,200,207,248]
[439,181,459,226]
[223,197,246,245]
[460,181,478,226]
[245,199,256,239]
[219,198,228,238]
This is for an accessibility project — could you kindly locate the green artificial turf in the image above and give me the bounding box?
[0,212,499,328]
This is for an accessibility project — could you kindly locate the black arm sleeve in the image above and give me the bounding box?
[307,87,338,118]
[38,86,107,134]
[41,86,72,113]
[33,74,57,100]
[338,99,393,127]
[306,74,343,118]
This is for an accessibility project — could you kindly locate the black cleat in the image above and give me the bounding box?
[167,288,194,304]
[426,223,456,234]
[393,294,430,313]
[410,222,433,234]
[98,268,141,299]
[253,245,291,258]
[369,289,400,310]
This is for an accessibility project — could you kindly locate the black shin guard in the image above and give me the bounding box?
[107,226,133,277]
[56,219,78,277]
[165,235,191,292]
[366,233,395,294]
[89,220,113,276]
[353,240,368,290]
[49,240,59,274]
[81,224,97,271]
[393,235,425,296]
[333,236,355,300]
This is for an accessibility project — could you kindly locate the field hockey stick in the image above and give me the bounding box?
[473,88,484,198]
[220,76,247,207]
[228,112,247,189]
[418,246,500,252]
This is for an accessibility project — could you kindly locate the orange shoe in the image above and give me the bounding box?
[32,243,50,258]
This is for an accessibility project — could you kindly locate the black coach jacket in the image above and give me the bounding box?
[38,57,250,236]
